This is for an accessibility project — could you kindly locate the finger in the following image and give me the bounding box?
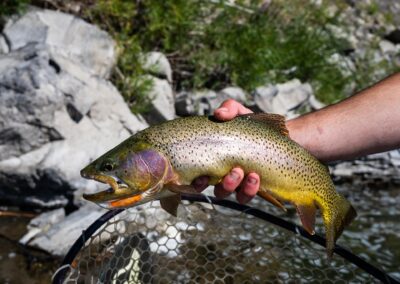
[192,176,210,192]
[214,99,253,121]
[220,168,244,192]
[236,173,260,204]
[214,183,232,199]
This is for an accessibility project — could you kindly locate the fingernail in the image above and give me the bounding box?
[248,177,257,184]
[217,107,228,112]
[229,171,240,181]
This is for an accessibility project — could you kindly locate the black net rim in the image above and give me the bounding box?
[53,194,399,284]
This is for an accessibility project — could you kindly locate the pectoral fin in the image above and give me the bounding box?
[160,193,181,217]
[257,190,286,212]
[165,184,199,194]
[108,194,143,208]
[296,204,317,235]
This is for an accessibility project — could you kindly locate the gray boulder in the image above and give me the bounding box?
[0,35,8,54]
[254,79,312,118]
[175,90,212,116]
[308,93,326,110]
[20,204,106,256]
[140,51,173,83]
[379,39,397,55]
[175,87,247,116]
[2,8,116,78]
[19,208,66,246]
[219,87,248,103]
[175,90,219,116]
[0,43,148,209]
[143,75,176,124]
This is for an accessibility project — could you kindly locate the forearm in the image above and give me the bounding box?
[287,73,400,162]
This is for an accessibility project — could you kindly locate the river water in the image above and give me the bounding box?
[0,183,399,283]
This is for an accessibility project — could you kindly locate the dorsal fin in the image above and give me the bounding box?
[241,113,289,136]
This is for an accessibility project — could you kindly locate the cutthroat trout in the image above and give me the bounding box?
[81,114,356,256]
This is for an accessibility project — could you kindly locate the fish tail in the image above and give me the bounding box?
[322,194,357,257]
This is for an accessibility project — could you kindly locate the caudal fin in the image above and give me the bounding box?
[323,195,357,257]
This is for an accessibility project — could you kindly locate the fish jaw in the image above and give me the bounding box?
[97,186,177,209]
[81,166,139,202]
[81,174,136,203]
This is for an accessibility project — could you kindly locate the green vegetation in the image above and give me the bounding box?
[0,0,29,16]
[83,1,154,113]
[2,0,399,110]
[0,0,29,27]
[82,0,356,107]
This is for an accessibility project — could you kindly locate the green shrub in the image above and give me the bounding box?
[84,0,355,106]
[0,0,29,27]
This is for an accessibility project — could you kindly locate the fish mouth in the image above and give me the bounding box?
[94,174,129,191]
[81,173,136,203]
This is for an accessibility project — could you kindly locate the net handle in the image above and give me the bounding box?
[53,194,399,284]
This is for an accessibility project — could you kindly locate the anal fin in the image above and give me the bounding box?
[296,204,317,235]
[160,194,181,217]
[257,190,286,212]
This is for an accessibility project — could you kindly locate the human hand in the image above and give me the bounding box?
[192,99,261,204]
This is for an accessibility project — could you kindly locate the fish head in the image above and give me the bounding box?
[81,141,175,208]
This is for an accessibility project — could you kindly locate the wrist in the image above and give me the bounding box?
[286,117,310,150]
[286,114,327,161]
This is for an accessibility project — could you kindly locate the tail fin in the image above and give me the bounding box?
[323,195,357,257]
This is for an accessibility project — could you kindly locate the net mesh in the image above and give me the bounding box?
[61,199,377,283]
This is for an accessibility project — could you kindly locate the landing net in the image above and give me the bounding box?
[53,195,398,284]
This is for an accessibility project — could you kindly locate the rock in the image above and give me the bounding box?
[253,85,278,112]
[174,91,196,116]
[175,90,220,116]
[0,43,148,209]
[308,93,325,110]
[175,87,247,117]
[254,79,312,117]
[3,8,116,78]
[0,44,63,161]
[384,29,400,44]
[219,87,248,103]
[140,51,173,82]
[19,208,65,245]
[379,40,397,55]
[328,53,356,77]
[22,204,106,256]
[0,35,8,54]
[143,75,175,124]
[389,150,400,167]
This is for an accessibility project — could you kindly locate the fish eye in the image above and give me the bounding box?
[101,161,115,172]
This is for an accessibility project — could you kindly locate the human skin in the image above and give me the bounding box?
[193,72,400,203]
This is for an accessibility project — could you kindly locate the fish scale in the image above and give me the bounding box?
[81,114,357,256]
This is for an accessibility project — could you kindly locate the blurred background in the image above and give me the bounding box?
[0,0,399,283]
